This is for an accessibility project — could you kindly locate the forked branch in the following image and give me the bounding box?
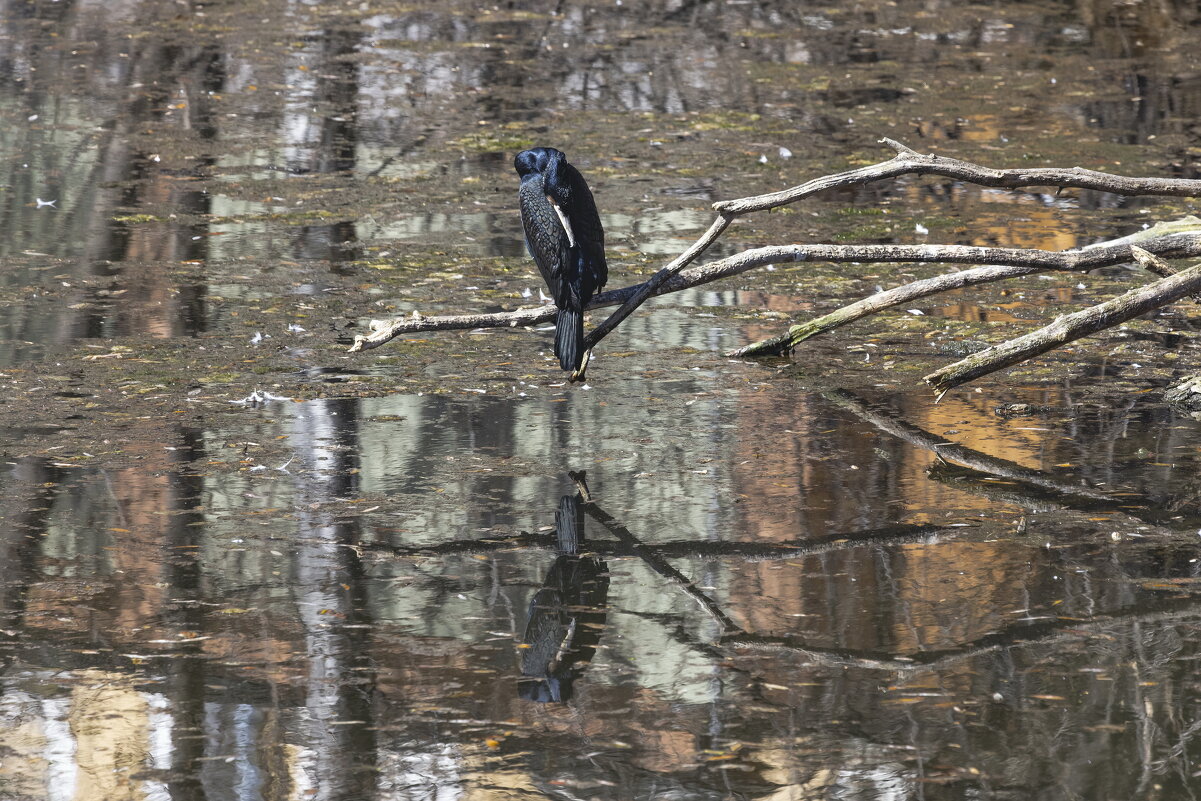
[349,139,1201,391]
[924,254,1201,393]
[349,234,1201,352]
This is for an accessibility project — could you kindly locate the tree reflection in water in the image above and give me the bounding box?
[4,0,1201,798]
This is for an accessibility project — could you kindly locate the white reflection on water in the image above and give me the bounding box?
[143,692,173,801]
[382,744,464,801]
[41,696,76,801]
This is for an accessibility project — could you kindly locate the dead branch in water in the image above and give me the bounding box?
[925,256,1201,393]
[350,234,1201,351]
[350,139,1201,391]
[715,138,1201,216]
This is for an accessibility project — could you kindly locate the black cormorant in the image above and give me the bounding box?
[514,147,607,379]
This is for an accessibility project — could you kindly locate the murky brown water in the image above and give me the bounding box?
[3,1,1201,799]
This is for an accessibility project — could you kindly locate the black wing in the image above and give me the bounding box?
[560,163,607,294]
[518,172,572,306]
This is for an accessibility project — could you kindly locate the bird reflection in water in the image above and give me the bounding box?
[518,474,609,703]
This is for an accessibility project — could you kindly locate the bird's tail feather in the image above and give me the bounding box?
[555,306,584,371]
[555,494,582,555]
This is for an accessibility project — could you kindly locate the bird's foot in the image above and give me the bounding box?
[568,349,592,383]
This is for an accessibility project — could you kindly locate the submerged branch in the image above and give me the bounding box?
[926,462,1201,529]
[826,388,1201,529]
[824,389,1115,503]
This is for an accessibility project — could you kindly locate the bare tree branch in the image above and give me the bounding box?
[715,137,1201,216]
[348,139,1201,383]
[732,226,1201,357]
[587,138,1201,353]
[582,213,731,352]
[349,233,1201,352]
[348,305,557,352]
[729,263,1042,357]
[924,259,1201,393]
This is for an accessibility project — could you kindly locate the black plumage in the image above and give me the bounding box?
[518,493,609,703]
[514,147,607,374]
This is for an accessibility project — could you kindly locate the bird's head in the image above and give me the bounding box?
[514,147,567,182]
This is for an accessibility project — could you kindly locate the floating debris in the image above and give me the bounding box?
[229,390,292,407]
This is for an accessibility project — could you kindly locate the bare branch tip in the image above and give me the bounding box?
[1129,245,1161,264]
[880,137,918,156]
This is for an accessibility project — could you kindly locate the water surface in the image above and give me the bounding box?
[3,1,1201,799]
